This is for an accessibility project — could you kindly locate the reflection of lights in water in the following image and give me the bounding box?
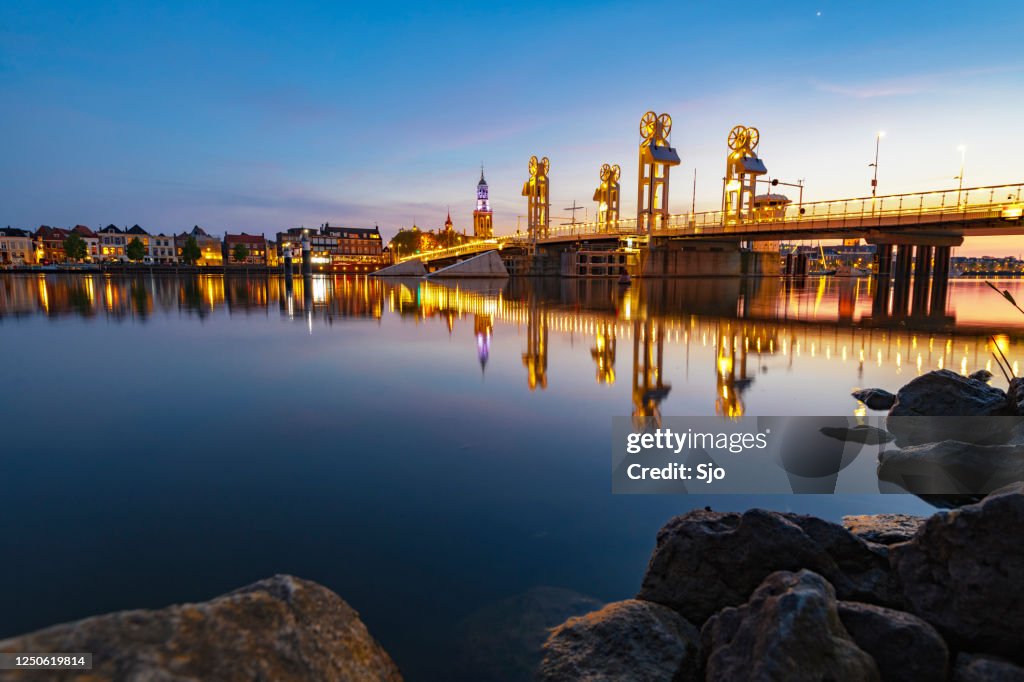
[854,404,867,418]
[917,354,923,373]
[939,357,944,370]
[1015,361,1020,376]
[877,350,882,367]
[961,356,967,374]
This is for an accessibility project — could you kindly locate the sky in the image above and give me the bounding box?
[2,1,1024,256]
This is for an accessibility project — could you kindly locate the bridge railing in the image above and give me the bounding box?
[658,183,1024,237]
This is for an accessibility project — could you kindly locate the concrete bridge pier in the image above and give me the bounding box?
[891,245,913,316]
[929,245,952,316]
[872,244,893,315]
[912,245,933,315]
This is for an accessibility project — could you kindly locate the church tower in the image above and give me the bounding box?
[473,165,494,239]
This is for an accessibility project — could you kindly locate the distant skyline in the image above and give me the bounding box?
[3,1,1024,256]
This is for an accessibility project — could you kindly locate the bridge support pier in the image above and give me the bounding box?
[892,245,913,316]
[930,245,952,316]
[872,244,893,316]
[912,245,933,315]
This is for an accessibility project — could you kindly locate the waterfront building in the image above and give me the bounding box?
[98,225,129,260]
[147,232,178,264]
[473,167,494,239]
[175,226,223,266]
[224,233,269,265]
[33,225,72,263]
[0,227,36,265]
[126,225,150,257]
[71,225,100,261]
[322,224,384,257]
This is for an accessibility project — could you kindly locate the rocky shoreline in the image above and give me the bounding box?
[540,483,1024,681]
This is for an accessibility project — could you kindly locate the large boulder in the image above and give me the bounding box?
[701,570,880,682]
[953,653,1024,681]
[852,388,897,411]
[539,599,701,682]
[842,514,924,545]
[887,369,1012,445]
[0,575,402,682]
[891,483,1024,662]
[837,601,948,682]
[637,509,900,625]
[877,441,1024,497]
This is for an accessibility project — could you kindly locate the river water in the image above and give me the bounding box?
[1,273,1022,679]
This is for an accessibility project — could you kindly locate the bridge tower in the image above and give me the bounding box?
[522,293,548,390]
[473,166,494,239]
[593,163,621,232]
[723,125,767,225]
[637,111,681,234]
[522,155,551,243]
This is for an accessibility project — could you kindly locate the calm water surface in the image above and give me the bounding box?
[2,273,1022,679]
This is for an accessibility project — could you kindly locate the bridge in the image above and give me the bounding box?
[402,181,1024,264]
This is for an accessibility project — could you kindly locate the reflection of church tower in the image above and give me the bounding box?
[473,166,494,238]
[591,321,617,384]
[475,314,492,374]
[522,296,548,390]
[632,319,671,427]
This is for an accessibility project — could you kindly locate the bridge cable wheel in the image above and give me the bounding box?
[529,155,539,178]
[540,157,550,177]
[727,125,748,150]
[640,111,657,141]
[600,163,611,181]
[746,127,760,150]
[611,164,621,183]
[657,113,672,142]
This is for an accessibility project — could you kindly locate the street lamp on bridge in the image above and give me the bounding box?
[869,130,885,197]
[955,144,967,206]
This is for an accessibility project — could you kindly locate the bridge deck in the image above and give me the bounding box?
[401,183,1024,263]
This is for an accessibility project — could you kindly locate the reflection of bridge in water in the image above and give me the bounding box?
[2,273,1020,417]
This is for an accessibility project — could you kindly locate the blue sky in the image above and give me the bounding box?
[2,1,1024,254]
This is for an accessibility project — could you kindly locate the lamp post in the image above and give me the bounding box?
[869,131,885,197]
[955,144,967,206]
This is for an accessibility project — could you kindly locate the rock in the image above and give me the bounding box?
[887,369,1012,445]
[853,388,897,410]
[837,601,949,682]
[0,575,402,682]
[878,441,1024,497]
[637,508,900,625]
[453,586,603,682]
[842,513,925,545]
[1009,377,1024,415]
[953,653,1024,681]
[891,483,1024,662]
[540,599,701,682]
[969,369,994,384]
[701,570,880,682]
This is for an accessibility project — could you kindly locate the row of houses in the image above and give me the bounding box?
[0,223,385,267]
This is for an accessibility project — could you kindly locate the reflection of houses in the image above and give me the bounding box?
[0,228,36,265]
